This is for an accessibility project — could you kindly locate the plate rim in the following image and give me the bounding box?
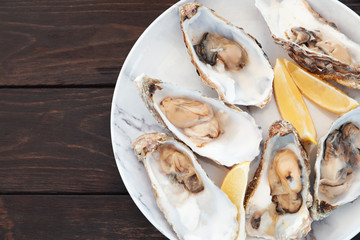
[110,0,360,239]
[110,1,188,239]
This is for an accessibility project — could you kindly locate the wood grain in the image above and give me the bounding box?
[0,0,356,87]
[0,195,165,240]
[340,0,360,13]
[0,194,358,240]
[0,0,359,239]
[0,88,124,193]
[0,0,177,86]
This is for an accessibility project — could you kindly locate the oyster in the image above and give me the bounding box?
[312,107,360,220]
[180,3,274,108]
[244,121,312,240]
[135,74,262,167]
[256,0,360,89]
[159,97,221,143]
[132,132,239,240]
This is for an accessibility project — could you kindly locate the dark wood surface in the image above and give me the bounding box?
[0,0,359,239]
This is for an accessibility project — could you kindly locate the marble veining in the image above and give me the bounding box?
[111,0,360,239]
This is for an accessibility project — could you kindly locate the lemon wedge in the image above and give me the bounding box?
[274,59,317,144]
[221,161,250,240]
[283,58,359,114]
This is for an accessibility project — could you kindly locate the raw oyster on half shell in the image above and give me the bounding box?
[180,3,274,108]
[312,107,360,220]
[134,74,262,167]
[132,133,239,240]
[245,121,312,240]
[256,0,360,89]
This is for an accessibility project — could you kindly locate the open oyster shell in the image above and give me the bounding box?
[135,74,262,167]
[256,0,360,89]
[244,121,312,240]
[312,107,360,220]
[180,3,274,108]
[132,133,239,240]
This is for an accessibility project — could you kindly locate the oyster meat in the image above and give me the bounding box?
[132,133,239,240]
[256,0,360,89]
[159,97,221,143]
[135,74,262,167]
[313,107,360,220]
[245,121,312,240]
[180,3,274,108]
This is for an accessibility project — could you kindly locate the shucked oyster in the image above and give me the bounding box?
[180,3,274,108]
[312,107,360,220]
[135,74,262,167]
[194,32,248,72]
[256,0,360,89]
[159,97,221,144]
[132,133,239,240]
[245,121,312,240]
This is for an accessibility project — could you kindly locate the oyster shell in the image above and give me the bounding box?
[135,74,262,167]
[132,132,239,240]
[244,121,312,240]
[180,3,274,108]
[312,107,360,220]
[255,0,360,89]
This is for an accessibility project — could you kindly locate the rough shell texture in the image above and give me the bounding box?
[132,132,239,240]
[132,132,170,161]
[244,121,312,240]
[180,2,274,107]
[256,0,360,89]
[134,74,262,167]
[245,121,311,205]
[312,107,360,220]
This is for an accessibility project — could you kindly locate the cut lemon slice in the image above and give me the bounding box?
[284,59,359,114]
[221,161,250,210]
[221,161,250,240]
[274,59,317,144]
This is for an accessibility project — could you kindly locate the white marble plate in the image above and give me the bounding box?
[111,0,360,239]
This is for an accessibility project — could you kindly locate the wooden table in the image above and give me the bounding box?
[0,0,359,239]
